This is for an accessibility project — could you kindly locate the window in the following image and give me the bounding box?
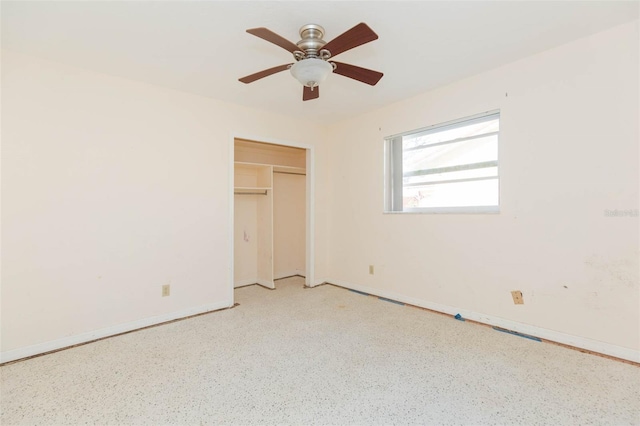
[385,111,500,213]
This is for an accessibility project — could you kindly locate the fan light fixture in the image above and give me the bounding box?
[239,23,383,101]
[290,58,332,89]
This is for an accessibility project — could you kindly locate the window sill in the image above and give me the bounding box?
[384,206,500,215]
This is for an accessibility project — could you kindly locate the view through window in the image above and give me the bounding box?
[385,111,500,213]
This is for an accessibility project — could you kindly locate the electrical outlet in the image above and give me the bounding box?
[369,265,374,275]
[162,284,170,297]
[511,290,523,305]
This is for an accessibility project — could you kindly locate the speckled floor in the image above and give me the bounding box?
[1,276,639,425]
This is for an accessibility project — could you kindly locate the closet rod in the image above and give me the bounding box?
[234,191,268,195]
[273,171,306,176]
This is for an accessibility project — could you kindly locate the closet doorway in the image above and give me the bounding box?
[231,138,312,298]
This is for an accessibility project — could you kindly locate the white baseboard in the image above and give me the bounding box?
[257,279,275,289]
[329,279,640,363]
[0,300,232,364]
[6,281,636,365]
[235,279,276,289]
[274,270,305,280]
[313,278,327,287]
[234,278,258,288]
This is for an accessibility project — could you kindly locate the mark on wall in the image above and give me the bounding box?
[584,254,639,290]
[244,231,250,242]
[581,254,639,312]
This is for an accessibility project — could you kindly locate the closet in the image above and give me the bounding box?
[233,139,306,289]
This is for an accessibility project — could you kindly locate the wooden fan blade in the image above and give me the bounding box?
[239,64,292,84]
[303,86,319,101]
[246,27,301,54]
[331,61,383,86]
[322,23,378,58]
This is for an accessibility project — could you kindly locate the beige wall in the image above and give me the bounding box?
[325,21,639,352]
[0,50,328,356]
[273,173,306,279]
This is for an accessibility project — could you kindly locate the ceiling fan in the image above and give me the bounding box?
[239,23,383,101]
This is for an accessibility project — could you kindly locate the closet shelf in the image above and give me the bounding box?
[273,166,306,175]
[236,161,305,174]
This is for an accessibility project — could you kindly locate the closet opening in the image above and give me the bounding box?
[230,137,312,300]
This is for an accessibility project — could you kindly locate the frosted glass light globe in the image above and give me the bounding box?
[290,58,332,88]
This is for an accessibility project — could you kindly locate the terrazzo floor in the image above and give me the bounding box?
[1,276,639,425]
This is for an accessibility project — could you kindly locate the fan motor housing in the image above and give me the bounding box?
[296,24,327,57]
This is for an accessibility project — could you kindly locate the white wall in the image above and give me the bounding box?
[325,21,639,355]
[273,172,306,279]
[0,50,328,359]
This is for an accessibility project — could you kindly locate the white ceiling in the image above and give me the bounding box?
[2,1,638,123]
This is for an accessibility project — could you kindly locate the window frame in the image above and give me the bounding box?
[384,110,501,214]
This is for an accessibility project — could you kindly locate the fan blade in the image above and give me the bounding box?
[239,64,292,84]
[332,61,383,86]
[322,23,378,58]
[303,86,319,101]
[246,27,301,54]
